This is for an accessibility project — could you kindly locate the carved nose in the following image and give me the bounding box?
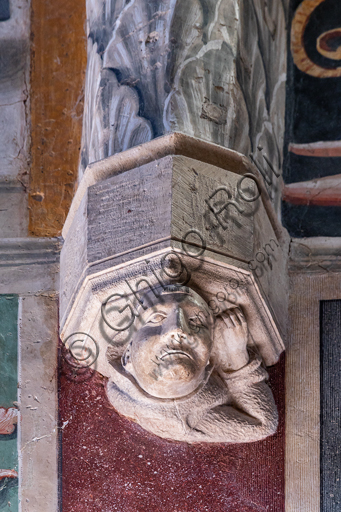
[162,307,190,337]
[169,331,188,345]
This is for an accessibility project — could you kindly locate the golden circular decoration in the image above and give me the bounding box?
[291,0,341,78]
[317,28,341,60]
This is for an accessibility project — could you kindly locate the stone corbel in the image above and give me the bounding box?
[60,133,289,443]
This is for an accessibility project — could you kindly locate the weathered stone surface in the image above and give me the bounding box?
[87,156,173,263]
[0,238,60,294]
[19,295,59,512]
[286,241,341,512]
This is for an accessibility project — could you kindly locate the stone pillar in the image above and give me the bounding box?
[80,0,287,210]
[59,1,289,510]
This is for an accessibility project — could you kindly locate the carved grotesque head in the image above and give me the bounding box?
[121,285,214,399]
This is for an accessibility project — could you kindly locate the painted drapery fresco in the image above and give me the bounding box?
[283,0,341,236]
[0,296,18,512]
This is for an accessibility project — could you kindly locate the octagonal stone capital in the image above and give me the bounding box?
[60,134,289,374]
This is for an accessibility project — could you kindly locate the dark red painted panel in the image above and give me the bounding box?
[59,353,285,512]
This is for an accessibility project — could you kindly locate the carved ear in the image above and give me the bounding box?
[106,345,125,364]
[110,326,134,346]
[210,315,224,365]
[212,314,223,337]
[121,342,135,375]
[105,323,135,363]
[121,343,131,367]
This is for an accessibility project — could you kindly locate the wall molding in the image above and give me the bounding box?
[0,237,62,268]
[0,237,61,295]
[289,237,341,273]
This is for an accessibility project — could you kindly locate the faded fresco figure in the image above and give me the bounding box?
[106,284,278,443]
[0,408,18,508]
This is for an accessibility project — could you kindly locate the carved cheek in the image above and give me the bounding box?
[131,331,162,366]
[195,334,214,364]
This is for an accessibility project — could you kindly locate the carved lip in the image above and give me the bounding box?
[160,350,193,361]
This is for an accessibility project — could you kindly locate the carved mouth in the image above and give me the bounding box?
[159,350,192,361]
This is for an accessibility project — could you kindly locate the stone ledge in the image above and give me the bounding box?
[0,237,61,294]
[289,237,341,273]
[0,237,62,267]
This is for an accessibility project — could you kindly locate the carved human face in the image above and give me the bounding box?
[123,290,214,399]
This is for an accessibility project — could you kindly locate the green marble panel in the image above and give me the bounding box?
[0,295,18,512]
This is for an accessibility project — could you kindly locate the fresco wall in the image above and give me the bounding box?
[283,0,341,237]
[0,295,18,512]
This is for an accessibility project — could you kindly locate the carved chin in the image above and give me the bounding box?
[156,355,198,383]
[133,356,202,399]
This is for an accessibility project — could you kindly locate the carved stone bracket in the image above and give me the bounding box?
[60,134,289,443]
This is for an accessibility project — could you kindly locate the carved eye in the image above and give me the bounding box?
[189,312,208,329]
[146,312,167,324]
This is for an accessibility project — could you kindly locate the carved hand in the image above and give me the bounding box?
[211,307,249,372]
